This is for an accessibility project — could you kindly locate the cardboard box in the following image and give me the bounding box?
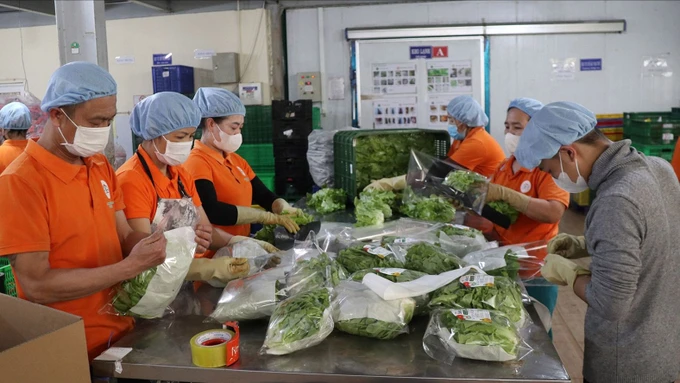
[0,294,90,383]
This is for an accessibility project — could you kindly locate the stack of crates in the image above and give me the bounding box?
[272,100,314,199]
[623,111,680,161]
[596,114,624,142]
[237,105,275,192]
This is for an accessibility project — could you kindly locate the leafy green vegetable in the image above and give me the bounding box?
[261,288,334,355]
[443,170,488,192]
[336,318,406,340]
[284,253,347,297]
[400,187,456,223]
[359,189,399,210]
[486,250,520,280]
[254,211,316,244]
[429,274,525,324]
[487,201,519,224]
[354,197,389,227]
[404,242,461,274]
[307,188,346,214]
[337,245,404,274]
[438,309,519,357]
[439,224,482,238]
[113,267,157,314]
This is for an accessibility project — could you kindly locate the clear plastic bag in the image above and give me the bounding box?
[0,91,48,139]
[399,187,457,223]
[208,268,287,322]
[423,309,532,363]
[261,287,334,355]
[462,241,547,281]
[350,268,430,316]
[428,274,530,328]
[208,239,282,288]
[332,281,415,340]
[391,242,463,275]
[437,224,490,257]
[110,226,197,318]
[307,128,357,187]
[151,198,199,232]
[282,252,347,298]
[337,243,406,274]
[350,217,438,242]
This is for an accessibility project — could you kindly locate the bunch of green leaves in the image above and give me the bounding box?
[359,189,399,210]
[486,250,521,280]
[429,274,525,324]
[337,245,404,274]
[400,187,456,223]
[336,318,406,340]
[307,188,347,214]
[443,170,488,192]
[264,288,331,349]
[439,224,482,239]
[404,242,461,274]
[284,253,347,297]
[354,132,441,190]
[113,267,157,315]
[438,309,519,356]
[254,211,316,244]
[487,201,519,224]
[354,197,390,227]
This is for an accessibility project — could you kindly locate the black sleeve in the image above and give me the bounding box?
[194,179,239,226]
[251,176,279,212]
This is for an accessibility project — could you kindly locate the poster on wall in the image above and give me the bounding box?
[373,97,418,129]
[371,63,417,95]
[426,94,472,128]
[427,60,473,94]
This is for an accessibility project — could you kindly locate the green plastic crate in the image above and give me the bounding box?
[313,107,321,130]
[258,171,275,192]
[632,142,675,161]
[334,129,450,201]
[623,116,680,144]
[243,105,273,144]
[0,257,17,297]
[236,143,275,173]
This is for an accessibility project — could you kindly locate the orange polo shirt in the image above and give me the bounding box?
[184,140,255,239]
[489,156,569,245]
[0,139,28,174]
[671,138,680,180]
[116,146,202,222]
[447,127,506,177]
[0,140,134,360]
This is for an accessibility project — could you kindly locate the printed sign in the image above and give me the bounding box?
[153,53,172,65]
[410,46,432,59]
[580,58,602,71]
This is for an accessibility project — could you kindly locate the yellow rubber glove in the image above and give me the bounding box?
[486,184,531,213]
[548,233,589,259]
[228,235,280,253]
[272,198,302,216]
[364,175,407,191]
[541,254,591,288]
[235,206,300,233]
[185,257,250,282]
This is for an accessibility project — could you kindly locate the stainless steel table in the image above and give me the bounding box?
[92,286,570,383]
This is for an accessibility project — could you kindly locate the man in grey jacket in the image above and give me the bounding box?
[514,101,680,383]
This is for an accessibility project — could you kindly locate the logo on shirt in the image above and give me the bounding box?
[520,180,531,194]
[236,166,249,181]
[101,180,111,199]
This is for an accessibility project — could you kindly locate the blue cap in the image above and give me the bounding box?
[41,62,117,112]
[446,95,488,127]
[0,102,31,130]
[130,92,202,140]
[193,87,246,119]
[515,101,597,169]
[508,98,544,118]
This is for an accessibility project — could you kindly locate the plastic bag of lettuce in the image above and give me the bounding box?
[350,268,430,315]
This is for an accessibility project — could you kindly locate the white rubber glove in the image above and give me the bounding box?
[548,234,589,259]
[363,175,407,192]
[541,254,591,288]
[229,235,279,253]
[235,206,300,233]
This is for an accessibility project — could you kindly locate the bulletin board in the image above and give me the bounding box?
[354,37,485,130]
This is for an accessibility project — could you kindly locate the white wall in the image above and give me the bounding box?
[286,1,680,144]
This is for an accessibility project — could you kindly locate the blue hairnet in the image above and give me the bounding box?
[446,95,489,127]
[41,61,117,112]
[193,87,246,118]
[0,102,31,130]
[515,101,597,169]
[508,98,544,118]
[130,92,202,140]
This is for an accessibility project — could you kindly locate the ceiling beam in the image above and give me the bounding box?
[0,0,55,16]
[130,0,171,12]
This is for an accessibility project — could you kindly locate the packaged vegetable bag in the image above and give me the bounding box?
[111,226,197,318]
[423,309,531,363]
[282,252,347,298]
[332,281,415,340]
[261,287,334,355]
[437,224,490,257]
[350,268,430,315]
[399,242,463,275]
[337,243,405,274]
[463,241,547,281]
[208,239,283,288]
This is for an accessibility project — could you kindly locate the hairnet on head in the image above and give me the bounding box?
[514,101,597,169]
[0,102,31,130]
[508,98,544,118]
[130,92,202,140]
[446,95,489,127]
[41,61,117,112]
[193,87,246,118]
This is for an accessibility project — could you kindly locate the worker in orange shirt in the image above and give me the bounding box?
[117,92,277,287]
[0,102,31,173]
[0,62,170,360]
[184,87,299,244]
[671,138,680,180]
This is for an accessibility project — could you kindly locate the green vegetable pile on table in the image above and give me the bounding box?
[428,274,525,324]
[113,267,157,315]
[307,188,347,214]
[254,211,316,244]
[284,252,347,297]
[337,245,404,274]
[443,170,488,192]
[487,201,519,224]
[439,224,482,238]
[261,287,334,355]
[404,242,462,275]
[486,249,521,280]
[400,188,456,223]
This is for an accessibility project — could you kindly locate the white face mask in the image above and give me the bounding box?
[554,152,589,193]
[213,125,242,153]
[58,108,110,158]
[504,133,521,155]
[154,136,192,166]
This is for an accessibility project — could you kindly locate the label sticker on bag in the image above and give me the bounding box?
[452,309,492,323]
[392,237,419,244]
[363,245,393,259]
[663,133,674,141]
[460,275,495,288]
[376,268,406,276]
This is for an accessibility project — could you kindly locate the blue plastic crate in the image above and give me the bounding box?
[152,65,194,94]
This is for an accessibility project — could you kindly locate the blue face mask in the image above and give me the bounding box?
[448,124,466,141]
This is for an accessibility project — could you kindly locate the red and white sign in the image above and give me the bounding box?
[433,46,448,58]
